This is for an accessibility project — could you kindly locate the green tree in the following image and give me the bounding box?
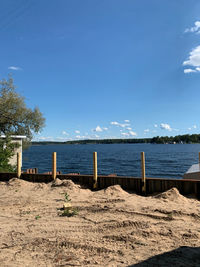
[0,75,45,171]
[0,75,45,140]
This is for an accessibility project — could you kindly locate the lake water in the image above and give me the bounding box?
[22,143,200,179]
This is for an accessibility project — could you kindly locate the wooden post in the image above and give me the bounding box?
[52,152,57,180]
[17,152,21,178]
[93,152,98,189]
[141,152,146,195]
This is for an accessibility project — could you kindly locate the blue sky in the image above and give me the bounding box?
[1,0,200,141]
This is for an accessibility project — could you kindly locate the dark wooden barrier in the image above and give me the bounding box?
[0,172,200,199]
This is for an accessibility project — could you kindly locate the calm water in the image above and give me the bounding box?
[22,144,200,179]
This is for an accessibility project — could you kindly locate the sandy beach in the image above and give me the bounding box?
[0,178,200,266]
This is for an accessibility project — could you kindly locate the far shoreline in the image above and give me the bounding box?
[32,134,200,145]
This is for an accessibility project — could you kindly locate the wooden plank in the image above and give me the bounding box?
[141,152,146,194]
[52,152,57,180]
[17,152,21,178]
[93,152,98,189]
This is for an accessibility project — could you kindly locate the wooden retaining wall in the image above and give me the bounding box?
[0,172,200,199]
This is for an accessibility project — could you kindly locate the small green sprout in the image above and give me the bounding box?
[35,215,41,220]
[59,192,78,217]
[65,193,71,202]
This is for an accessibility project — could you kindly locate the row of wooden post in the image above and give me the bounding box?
[16,151,200,193]
[16,151,147,192]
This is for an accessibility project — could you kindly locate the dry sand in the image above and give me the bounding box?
[0,178,200,266]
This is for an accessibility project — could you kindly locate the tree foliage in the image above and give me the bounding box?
[0,75,45,172]
[0,75,45,141]
[0,135,19,172]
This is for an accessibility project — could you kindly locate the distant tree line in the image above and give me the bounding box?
[151,134,200,144]
[32,134,200,145]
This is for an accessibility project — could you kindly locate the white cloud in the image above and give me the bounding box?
[126,127,132,130]
[183,22,200,73]
[160,123,172,131]
[111,121,119,126]
[184,68,197,73]
[34,136,54,141]
[121,131,137,137]
[121,132,129,136]
[8,66,22,71]
[144,129,150,133]
[154,124,158,128]
[56,137,69,141]
[185,21,200,34]
[103,127,108,131]
[93,126,103,132]
[110,121,130,128]
[124,119,130,123]
[75,130,80,134]
[188,125,197,130]
[62,131,69,135]
[129,131,137,136]
[183,45,200,74]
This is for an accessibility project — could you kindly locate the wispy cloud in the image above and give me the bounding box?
[110,121,130,128]
[154,124,158,128]
[144,129,150,133]
[185,21,200,34]
[121,131,137,137]
[160,123,172,131]
[62,131,69,135]
[56,137,70,141]
[121,132,129,137]
[75,130,80,134]
[124,119,130,123]
[129,131,137,136]
[8,66,22,71]
[103,127,108,131]
[188,125,197,130]
[35,136,53,141]
[184,68,197,73]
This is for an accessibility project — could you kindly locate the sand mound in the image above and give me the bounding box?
[7,178,34,188]
[51,178,80,192]
[154,187,188,202]
[51,178,63,187]
[104,185,129,197]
